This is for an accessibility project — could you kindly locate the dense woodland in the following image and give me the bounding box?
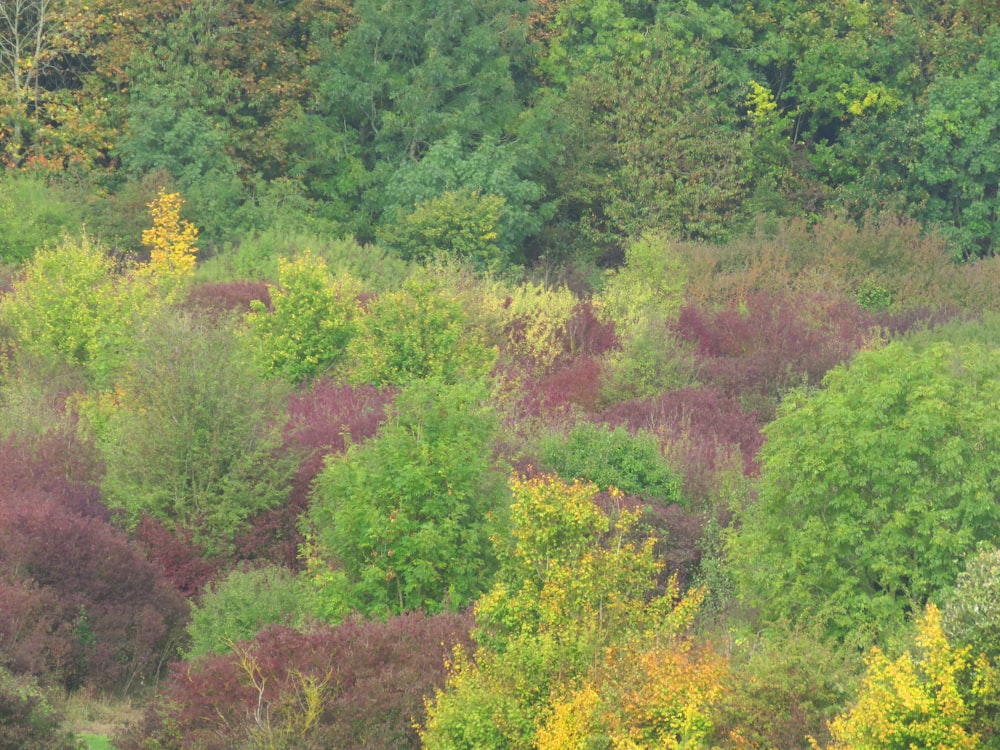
[3,0,1000,748]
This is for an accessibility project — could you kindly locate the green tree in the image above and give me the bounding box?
[728,341,1000,643]
[378,189,508,272]
[302,378,507,621]
[99,311,294,555]
[344,270,496,387]
[246,251,362,384]
[186,564,307,659]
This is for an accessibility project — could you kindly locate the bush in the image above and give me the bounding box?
[116,612,473,750]
[186,565,307,659]
[536,421,683,507]
[344,270,496,386]
[246,252,362,383]
[0,665,78,750]
[99,311,295,555]
[302,378,507,620]
[942,546,1000,664]
[0,174,83,265]
[676,290,873,419]
[0,494,188,693]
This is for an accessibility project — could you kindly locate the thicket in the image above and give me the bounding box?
[6,0,1000,745]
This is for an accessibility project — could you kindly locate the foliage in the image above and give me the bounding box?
[0,174,83,264]
[244,380,394,570]
[0,234,148,387]
[246,251,362,383]
[186,565,307,659]
[0,446,189,693]
[676,290,873,419]
[536,421,683,506]
[596,232,697,402]
[488,280,581,373]
[536,632,727,750]
[0,665,78,750]
[116,612,473,750]
[99,311,294,556]
[596,231,687,337]
[818,604,988,750]
[942,547,1000,665]
[379,189,508,272]
[421,474,704,750]
[712,623,861,750]
[344,271,496,386]
[728,341,1000,643]
[138,189,199,284]
[378,134,548,265]
[302,378,507,620]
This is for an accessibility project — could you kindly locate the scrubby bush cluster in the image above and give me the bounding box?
[6,22,1000,740]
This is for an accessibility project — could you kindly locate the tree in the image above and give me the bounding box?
[421,474,708,750]
[0,0,55,163]
[818,604,986,750]
[728,341,1000,643]
[99,311,294,556]
[302,378,507,620]
[246,251,362,384]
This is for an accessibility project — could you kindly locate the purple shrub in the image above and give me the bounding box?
[675,290,873,418]
[184,281,272,320]
[133,516,221,598]
[0,497,189,693]
[564,301,620,358]
[0,432,105,519]
[516,355,605,419]
[115,611,474,750]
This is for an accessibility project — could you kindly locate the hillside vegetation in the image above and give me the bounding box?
[3,1,1000,748]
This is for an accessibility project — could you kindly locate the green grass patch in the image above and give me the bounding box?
[77,733,115,750]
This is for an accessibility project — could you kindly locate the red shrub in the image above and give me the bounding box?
[133,516,221,598]
[675,290,873,418]
[516,355,605,419]
[115,612,473,750]
[0,497,188,693]
[564,301,620,358]
[0,431,104,519]
[184,281,271,319]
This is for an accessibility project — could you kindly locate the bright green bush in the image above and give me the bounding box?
[247,251,362,384]
[537,422,683,506]
[302,378,507,621]
[728,341,1000,644]
[344,271,496,387]
[186,565,307,659]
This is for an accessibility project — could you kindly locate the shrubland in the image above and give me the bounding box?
[5,2,1000,744]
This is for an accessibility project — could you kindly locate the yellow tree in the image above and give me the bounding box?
[817,604,985,750]
[140,189,199,285]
